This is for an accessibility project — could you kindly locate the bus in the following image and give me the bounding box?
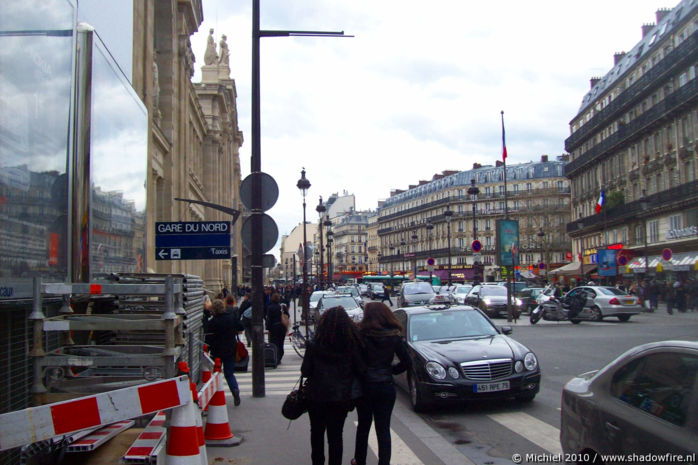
[361,274,440,289]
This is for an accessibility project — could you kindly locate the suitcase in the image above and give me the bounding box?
[264,342,278,368]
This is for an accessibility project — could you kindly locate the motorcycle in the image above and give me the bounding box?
[529,292,587,325]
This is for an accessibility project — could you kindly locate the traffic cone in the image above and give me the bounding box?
[201,357,212,412]
[203,370,242,446]
[164,391,201,464]
[178,361,207,465]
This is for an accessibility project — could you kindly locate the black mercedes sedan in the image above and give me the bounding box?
[392,305,541,412]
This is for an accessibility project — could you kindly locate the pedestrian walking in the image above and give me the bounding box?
[301,306,365,465]
[381,284,393,306]
[266,293,288,364]
[238,293,253,346]
[207,299,241,406]
[352,302,411,465]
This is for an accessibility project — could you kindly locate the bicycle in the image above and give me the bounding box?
[289,321,314,358]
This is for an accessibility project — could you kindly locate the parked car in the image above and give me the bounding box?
[564,285,642,322]
[316,294,364,322]
[335,285,364,307]
[309,290,334,320]
[496,281,529,295]
[398,281,436,307]
[368,283,385,299]
[561,340,698,460]
[452,284,473,304]
[517,287,544,313]
[433,285,456,304]
[392,305,540,411]
[465,284,523,318]
[358,283,369,296]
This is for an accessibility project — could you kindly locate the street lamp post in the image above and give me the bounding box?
[467,179,479,281]
[426,221,434,284]
[537,227,545,282]
[316,197,326,289]
[377,252,382,274]
[389,245,395,277]
[296,168,311,338]
[326,229,333,287]
[411,231,418,278]
[400,238,406,277]
[444,204,453,286]
[640,190,649,276]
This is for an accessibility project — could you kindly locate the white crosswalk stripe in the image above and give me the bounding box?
[354,421,424,465]
[487,411,562,455]
[223,343,302,396]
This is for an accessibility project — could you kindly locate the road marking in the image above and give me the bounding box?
[487,411,562,455]
[354,421,424,465]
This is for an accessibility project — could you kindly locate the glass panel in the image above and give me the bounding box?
[89,37,147,277]
[0,0,74,281]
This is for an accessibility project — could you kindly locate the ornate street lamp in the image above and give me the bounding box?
[426,221,434,284]
[377,252,383,274]
[389,245,395,277]
[468,179,480,280]
[316,197,326,289]
[400,238,406,277]
[411,230,418,277]
[326,228,334,287]
[537,227,545,281]
[296,168,311,337]
[444,204,453,286]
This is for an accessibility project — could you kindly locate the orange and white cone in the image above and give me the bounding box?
[203,371,242,446]
[164,391,201,465]
[201,358,212,412]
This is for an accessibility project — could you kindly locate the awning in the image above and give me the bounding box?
[627,252,698,272]
[549,261,597,276]
[519,269,537,279]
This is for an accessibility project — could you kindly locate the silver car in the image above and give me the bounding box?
[452,284,473,304]
[564,286,642,322]
[316,294,364,322]
[561,340,698,460]
[398,282,435,307]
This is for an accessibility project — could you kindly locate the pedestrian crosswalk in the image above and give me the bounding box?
[224,342,302,396]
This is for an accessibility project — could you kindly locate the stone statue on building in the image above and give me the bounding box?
[152,54,162,124]
[218,34,229,67]
[204,28,218,65]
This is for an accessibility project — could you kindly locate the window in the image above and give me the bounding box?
[649,220,659,243]
[669,215,682,230]
[610,352,698,426]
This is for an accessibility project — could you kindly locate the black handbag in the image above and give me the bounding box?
[282,376,309,420]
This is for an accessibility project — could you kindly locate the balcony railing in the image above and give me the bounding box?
[565,78,698,177]
[565,31,698,152]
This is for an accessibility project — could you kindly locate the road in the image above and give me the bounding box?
[283,296,697,464]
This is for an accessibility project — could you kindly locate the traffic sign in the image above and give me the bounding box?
[239,172,278,211]
[155,221,231,261]
[472,240,482,252]
[662,248,672,261]
[538,262,545,269]
[426,257,435,266]
[241,213,278,254]
[618,256,628,266]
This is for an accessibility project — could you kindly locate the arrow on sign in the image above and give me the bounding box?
[158,249,168,259]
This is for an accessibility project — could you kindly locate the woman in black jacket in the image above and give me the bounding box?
[351,302,411,465]
[207,299,241,406]
[301,306,365,465]
[265,293,288,363]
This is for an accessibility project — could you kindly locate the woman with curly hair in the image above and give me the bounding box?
[301,306,365,465]
[351,302,411,465]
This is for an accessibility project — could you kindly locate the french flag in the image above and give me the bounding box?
[595,190,605,214]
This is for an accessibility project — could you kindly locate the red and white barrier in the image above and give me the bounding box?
[66,420,134,452]
[164,390,201,465]
[122,411,167,463]
[0,376,190,452]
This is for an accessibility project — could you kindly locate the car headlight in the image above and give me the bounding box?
[425,361,447,380]
[524,352,538,371]
[483,298,492,306]
[514,360,524,373]
[515,298,523,306]
[447,367,460,379]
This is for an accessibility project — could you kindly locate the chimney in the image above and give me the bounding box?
[541,154,549,163]
[473,162,482,170]
[590,77,601,89]
[495,160,504,167]
[442,170,458,176]
[641,23,655,38]
[656,8,671,23]
[613,52,626,65]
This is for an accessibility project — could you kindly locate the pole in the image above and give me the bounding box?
[302,201,309,339]
[501,110,513,322]
[250,0,265,398]
[293,254,297,321]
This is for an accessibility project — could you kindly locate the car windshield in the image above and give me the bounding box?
[597,287,628,296]
[336,286,358,296]
[318,296,360,311]
[403,282,434,295]
[408,310,498,341]
[455,286,472,294]
[310,292,326,303]
[480,286,507,296]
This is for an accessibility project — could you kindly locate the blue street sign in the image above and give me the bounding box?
[472,240,482,252]
[155,221,231,260]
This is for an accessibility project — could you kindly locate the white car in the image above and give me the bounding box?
[452,284,473,304]
[309,290,334,319]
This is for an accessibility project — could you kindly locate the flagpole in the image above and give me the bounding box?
[501,110,514,321]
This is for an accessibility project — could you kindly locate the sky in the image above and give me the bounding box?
[190,0,675,258]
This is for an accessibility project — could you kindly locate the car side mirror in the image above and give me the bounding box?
[500,326,513,335]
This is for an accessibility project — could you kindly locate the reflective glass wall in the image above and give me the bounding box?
[0,0,75,281]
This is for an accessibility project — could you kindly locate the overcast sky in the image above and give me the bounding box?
[190,0,673,257]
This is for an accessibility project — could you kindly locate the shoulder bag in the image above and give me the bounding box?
[281,375,309,420]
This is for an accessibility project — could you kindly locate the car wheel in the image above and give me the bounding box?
[408,372,430,412]
[617,314,631,322]
[589,306,603,322]
[515,391,536,402]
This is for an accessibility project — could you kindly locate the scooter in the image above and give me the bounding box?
[529,292,587,325]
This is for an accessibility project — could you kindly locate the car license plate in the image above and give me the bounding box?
[474,381,510,393]
[624,299,634,305]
